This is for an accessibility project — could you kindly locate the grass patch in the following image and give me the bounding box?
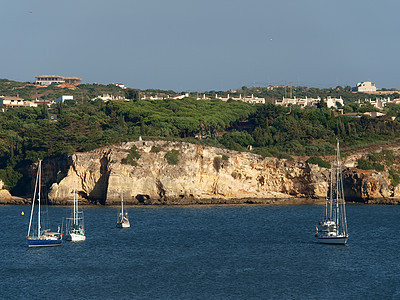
[150,145,161,153]
[306,157,331,169]
[165,149,179,165]
[121,145,141,166]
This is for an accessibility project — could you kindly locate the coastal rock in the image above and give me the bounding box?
[343,168,391,202]
[48,141,329,205]
[0,180,12,203]
[4,140,399,205]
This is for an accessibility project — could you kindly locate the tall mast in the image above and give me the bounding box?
[38,160,42,237]
[337,141,348,235]
[120,173,124,215]
[329,165,333,220]
[73,180,77,225]
[27,160,40,237]
[335,139,340,228]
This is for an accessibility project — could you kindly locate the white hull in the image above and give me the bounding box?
[66,232,86,241]
[317,235,348,245]
[116,221,130,228]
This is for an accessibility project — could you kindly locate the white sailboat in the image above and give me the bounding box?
[66,182,86,241]
[316,139,349,245]
[116,174,130,228]
[27,160,62,247]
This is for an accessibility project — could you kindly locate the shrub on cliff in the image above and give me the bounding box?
[357,158,373,170]
[165,150,179,165]
[306,157,331,169]
[121,145,141,166]
[372,162,385,172]
[389,170,400,187]
[0,167,23,190]
[213,156,222,172]
[150,146,161,153]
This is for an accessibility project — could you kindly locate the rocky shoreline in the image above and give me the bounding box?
[1,140,400,206]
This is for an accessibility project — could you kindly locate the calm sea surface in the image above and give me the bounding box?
[1,204,400,299]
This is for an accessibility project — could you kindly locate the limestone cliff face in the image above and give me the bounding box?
[48,141,330,205]
[0,179,28,204]
[0,180,12,203]
[43,140,400,205]
[343,168,393,203]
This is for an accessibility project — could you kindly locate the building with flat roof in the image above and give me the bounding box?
[353,81,377,92]
[0,95,25,108]
[56,95,74,103]
[35,75,82,86]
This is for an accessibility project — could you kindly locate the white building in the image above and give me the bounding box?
[326,96,344,108]
[92,94,127,102]
[353,81,377,92]
[275,96,343,109]
[0,96,25,108]
[215,94,265,104]
[56,95,74,103]
[35,75,81,86]
[115,83,126,89]
[361,97,400,110]
[172,93,190,99]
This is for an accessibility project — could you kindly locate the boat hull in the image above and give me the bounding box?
[66,232,86,241]
[116,221,130,228]
[316,236,348,245]
[27,237,62,247]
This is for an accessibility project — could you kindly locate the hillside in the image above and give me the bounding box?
[2,79,400,198]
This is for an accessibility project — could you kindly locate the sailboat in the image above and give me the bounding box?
[116,174,130,228]
[66,182,86,241]
[27,160,62,247]
[315,139,349,245]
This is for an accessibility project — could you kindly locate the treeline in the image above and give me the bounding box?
[2,96,400,194]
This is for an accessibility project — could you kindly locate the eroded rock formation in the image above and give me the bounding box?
[48,141,331,205]
[3,140,400,205]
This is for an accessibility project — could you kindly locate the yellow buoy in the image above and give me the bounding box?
[21,211,24,216]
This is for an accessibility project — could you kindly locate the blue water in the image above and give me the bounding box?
[1,204,400,299]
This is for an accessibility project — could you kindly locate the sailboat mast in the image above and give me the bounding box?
[120,173,124,215]
[329,166,333,220]
[27,161,40,237]
[38,160,42,237]
[337,143,348,236]
[73,180,77,225]
[335,140,340,228]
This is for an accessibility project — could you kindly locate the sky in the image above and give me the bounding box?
[1,0,399,92]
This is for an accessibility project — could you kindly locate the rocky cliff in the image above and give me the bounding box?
[46,141,330,205]
[2,140,400,205]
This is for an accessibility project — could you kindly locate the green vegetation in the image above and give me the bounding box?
[306,157,331,169]
[357,159,373,170]
[121,145,141,166]
[1,79,400,194]
[165,150,179,165]
[389,170,400,187]
[150,145,161,153]
[221,154,229,161]
[213,156,222,172]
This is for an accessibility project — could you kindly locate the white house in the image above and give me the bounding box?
[0,95,25,108]
[56,95,74,103]
[275,96,343,109]
[172,93,190,99]
[92,94,126,102]
[115,83,126,89]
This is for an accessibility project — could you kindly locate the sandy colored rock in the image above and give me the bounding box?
[48,141,330,205]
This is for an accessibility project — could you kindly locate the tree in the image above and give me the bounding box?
[125,88,141,101]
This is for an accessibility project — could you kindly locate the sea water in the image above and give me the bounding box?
[1,204,400,299]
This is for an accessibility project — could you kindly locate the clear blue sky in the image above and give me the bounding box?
[1,0,399,92]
